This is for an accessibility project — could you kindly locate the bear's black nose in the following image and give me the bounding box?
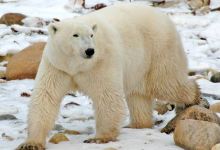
[85,48,95,58]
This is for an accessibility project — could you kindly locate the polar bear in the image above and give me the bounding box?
[17,3,201,150]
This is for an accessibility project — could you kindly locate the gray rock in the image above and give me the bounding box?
[53,124,64,131]
[0,114,17,121]
[211,72,220,83]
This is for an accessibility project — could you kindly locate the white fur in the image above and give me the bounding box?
[18,3,201,149]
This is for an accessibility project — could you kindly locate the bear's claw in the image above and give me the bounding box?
[84,137,116,144]
[16,143,45,150]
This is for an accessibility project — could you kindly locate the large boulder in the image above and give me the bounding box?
[0,13,26,25]
[174,119,220,150]
[6,42,46,80]
[161,105,220,134]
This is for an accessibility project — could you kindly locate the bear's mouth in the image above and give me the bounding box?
[81,53,94,59]
[84,55,93,59]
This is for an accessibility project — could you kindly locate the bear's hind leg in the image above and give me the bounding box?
[126,94,153,128]
[155,78,202,111]
[174,79,209,113]
[173,79,201,106]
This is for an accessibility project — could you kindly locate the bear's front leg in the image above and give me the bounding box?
[84,82,126,144]
[16,57,71,150]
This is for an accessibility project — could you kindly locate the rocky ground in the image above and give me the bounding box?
[0,0,220,150]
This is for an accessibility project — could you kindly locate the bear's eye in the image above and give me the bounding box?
[73,34,79,37]
[91,34,93,38]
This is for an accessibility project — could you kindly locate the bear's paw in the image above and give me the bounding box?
[84,137,117,144]
[16,142,45,150]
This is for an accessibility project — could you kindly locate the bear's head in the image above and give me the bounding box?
[45,20,98,75]
[48,20,97,59]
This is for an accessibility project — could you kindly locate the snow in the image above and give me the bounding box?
[0,0,220,150]
[0,80,180,150]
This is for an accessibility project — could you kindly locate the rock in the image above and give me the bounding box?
[0,13,26,25]
[0,114,17,121]
[198,97,210,108]
[64,101,80,108]
[92,3,107,10]
[174,119,220,150]
[187,0,210,11]
[6,42,46,80]
[0,70,5,79]
[188,71,196,76]
[175,97,210,114]
[154,101,175,115]
[210,103,220,113]
[195,6,210,15]
[152,0,165,7]
[1,133,14,141]
[212,143,220,150]
[49,133,69,144]
[211,72,220,83]
[64,129,80,135]
[67,93,77,97]
[161,105,220,134]
[0,79,6,83]
[155,120,164,125]
[53,124,64,131]
[20,92,31,97]
[103,148,117,150]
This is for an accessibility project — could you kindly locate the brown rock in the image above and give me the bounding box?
[161,105,220,134]
[92,3,107,10]
[49,133,69,144]
[20,92,31,97]
[0,13,26,25]
[64,129,80,135]
[6,42,46,80]
[211,103,220,113]
[174,119,220,150]
[187,0,210,11]
[154,101,174,115]
[175,97,210,114]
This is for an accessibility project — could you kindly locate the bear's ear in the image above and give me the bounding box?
[92,24,97,32]
[48,23,58,35]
